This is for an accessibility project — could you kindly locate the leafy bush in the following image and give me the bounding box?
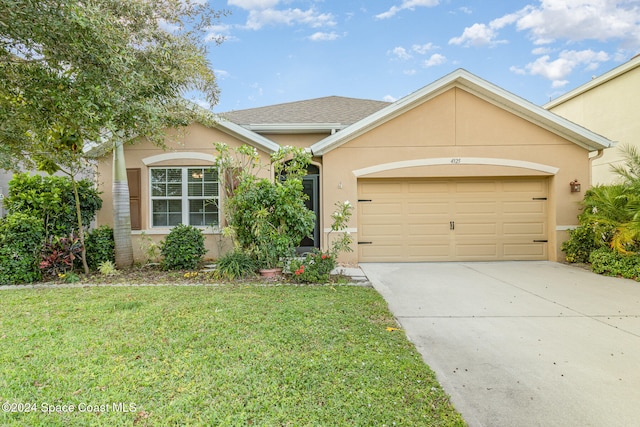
[290,250,335,283]
[215,249,257,280]
[4,173,102,237]
[561,225,602,263]
[216,144,315,269]
[589,248,640,280]
[39,234,83,279]
[0,213,44,285]
[289,202,354,284]
[160,224,207,270]
[85,225,115,270]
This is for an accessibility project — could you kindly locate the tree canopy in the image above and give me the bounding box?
[0,0,224,170]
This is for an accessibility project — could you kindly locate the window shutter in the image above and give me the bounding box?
[127,168,141,230]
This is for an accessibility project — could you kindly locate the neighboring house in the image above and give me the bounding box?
[545,55,640,185]
[95,69,613,264]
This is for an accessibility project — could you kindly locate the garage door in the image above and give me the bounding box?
[357,177,548,262]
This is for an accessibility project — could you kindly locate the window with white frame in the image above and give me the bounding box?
[150,167,220,228]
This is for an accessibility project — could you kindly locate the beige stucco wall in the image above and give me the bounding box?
[548,64,640,185]
[96,122,273,262]
[264,133,328,148]
[321,88,593,264]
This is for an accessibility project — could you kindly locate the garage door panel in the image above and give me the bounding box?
[358,178,548,262]
[504,243,547,258]
[455,181,498,193]
[503,201,546,214]
[408,182,449,194]
[408,224,449,236]
[503,222,546,236]
[360,203,401,216]
[360,224,403,238]
[456,201,498,214]
[359,181,402,195]
[455,244,498,257]
[456,222,498,236]
[407,202,450,215]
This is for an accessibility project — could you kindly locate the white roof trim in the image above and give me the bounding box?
[214,118,281,152]
[310,69,614,156]
[241,123,346,134]
[352,157,559,177]
[544,56,640,109]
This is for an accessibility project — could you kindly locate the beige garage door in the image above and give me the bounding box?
[357,177,549,262]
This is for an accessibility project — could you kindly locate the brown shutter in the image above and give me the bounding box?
[127,168,141,230]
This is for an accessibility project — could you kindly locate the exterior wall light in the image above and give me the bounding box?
[570,179,581,193]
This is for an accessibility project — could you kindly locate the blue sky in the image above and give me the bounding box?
[195,0,640,113]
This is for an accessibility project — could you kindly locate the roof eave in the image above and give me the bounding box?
[241,123,346,134]
[544,55,640,109]
[214,118,281,153]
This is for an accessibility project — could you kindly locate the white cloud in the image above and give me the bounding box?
[509,65,527,75]
[403,69,417,76]
[451,1,640,50]
[214,69,230,79]
[449,23,498,47]
[244,8,336,30]
[389,46,413,60]
[228,0,280,10]
[376,0,440,20]
[412,42,436,54]
[308,31,341,42]
[521,49,610,84]
[531,47,551,55]
[423,53,446,67]
[383,95,398,102]
[516,0,640,47]
[449,10,524,47]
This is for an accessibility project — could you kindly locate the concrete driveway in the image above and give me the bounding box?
[361,261,640,427]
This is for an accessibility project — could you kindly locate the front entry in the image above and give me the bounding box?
[298,164,320,253]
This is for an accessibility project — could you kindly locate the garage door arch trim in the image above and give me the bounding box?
[353,157,559,177]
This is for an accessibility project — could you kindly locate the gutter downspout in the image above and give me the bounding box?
[589,149,605,186]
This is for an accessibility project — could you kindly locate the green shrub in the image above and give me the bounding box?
[561,225,601,263]
[216,144,315,269]
[215,249,257,280]
[0,213,44,285]
[290,250,335,283]
[589,247,640,280]
[160,224,207,270]
[85,225,115,270]
[4,173,102,237]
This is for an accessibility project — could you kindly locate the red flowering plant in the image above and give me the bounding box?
[289,250,335,283]
[289,201,353,283]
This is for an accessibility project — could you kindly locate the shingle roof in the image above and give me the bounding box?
[221,96,391,126]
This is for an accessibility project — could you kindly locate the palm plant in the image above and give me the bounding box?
[575,144,640,254]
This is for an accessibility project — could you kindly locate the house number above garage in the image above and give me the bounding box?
[450,158,462,164]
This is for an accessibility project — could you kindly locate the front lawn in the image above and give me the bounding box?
[0,285,465,426]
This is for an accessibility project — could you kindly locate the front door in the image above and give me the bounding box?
[298,165,320,253]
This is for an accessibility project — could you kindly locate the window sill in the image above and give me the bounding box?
[131,228,223,235]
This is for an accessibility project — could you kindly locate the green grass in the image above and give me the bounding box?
[0,285,465,426]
